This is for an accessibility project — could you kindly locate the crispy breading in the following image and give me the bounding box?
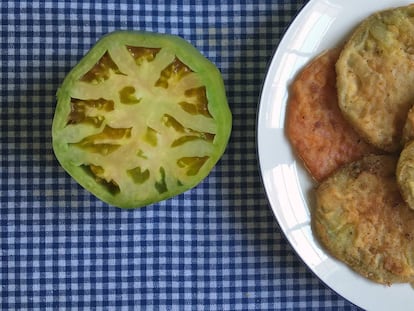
[398,110,414,210]
[397,140,414,210]
[314,155,414,285]
[336,4,414,152]
[286,48,377,182]
[402,106,414,146]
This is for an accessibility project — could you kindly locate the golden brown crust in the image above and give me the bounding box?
[286,48,377,182]
[397,140,414,210]
[336,4,414,152]
[402,106,414,146]
[314,155,414,285]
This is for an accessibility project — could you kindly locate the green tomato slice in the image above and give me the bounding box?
[52,31,232,209]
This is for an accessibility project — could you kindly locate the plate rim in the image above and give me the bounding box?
[256,0,414,309]
[255,0,360,308]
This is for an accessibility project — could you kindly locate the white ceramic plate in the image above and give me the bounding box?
[257,0,414,310]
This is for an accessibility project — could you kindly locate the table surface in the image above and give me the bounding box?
[0,1,362,310]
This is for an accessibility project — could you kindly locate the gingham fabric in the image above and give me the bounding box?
[0,1,362,310]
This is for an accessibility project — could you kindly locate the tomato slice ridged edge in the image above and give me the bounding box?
[52,30,232,208]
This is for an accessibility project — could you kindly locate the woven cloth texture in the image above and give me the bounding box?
[0,1,361,310]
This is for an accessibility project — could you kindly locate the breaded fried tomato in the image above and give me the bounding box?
[397,140,414,210]
[336,4,414,152]
[314,155,414,285]
[286,48,376,182]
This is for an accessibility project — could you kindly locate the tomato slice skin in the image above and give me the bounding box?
[52,31,232,209]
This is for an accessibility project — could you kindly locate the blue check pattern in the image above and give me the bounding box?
[0,1,362,310]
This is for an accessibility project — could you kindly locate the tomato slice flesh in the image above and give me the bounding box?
[53,32,231,208]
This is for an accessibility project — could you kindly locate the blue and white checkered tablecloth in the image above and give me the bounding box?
[0,1,363,310]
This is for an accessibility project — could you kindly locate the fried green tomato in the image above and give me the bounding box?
[336,4,414,152]
[397,140,414,210]
[314,155,414,285]
[402,106,414,146]
[286,48,376,182]
[52,31,232,208]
